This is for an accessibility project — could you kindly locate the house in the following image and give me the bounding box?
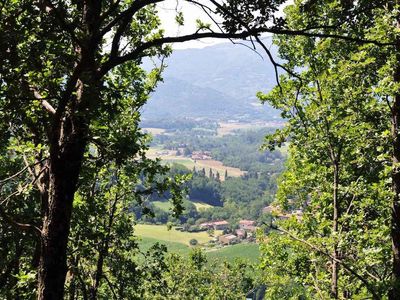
[199,222,213,229]
[191,151,212,160]
[293,209,303,220]
[213,220,229,230]
[199,220,229,230]
[235,229,246,239]
[262,205,275,214]
[239,220,255,229]
[262,204,281,214]
[219,234,238,245]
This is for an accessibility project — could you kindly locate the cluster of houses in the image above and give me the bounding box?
[262,204,303,221]
[191,151,212,160]
[199,219,258,245]
[196,205,304,247]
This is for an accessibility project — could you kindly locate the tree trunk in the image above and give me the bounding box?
[390,7,400,300]
[37,74,98,299]
[37,137,87,299]
[331,159,340,299]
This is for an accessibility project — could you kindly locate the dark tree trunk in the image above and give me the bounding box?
[390,8,400,300]
[37,73,99,299]
[37,134,87,299]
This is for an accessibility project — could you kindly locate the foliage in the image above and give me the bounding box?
[258,1,394,298]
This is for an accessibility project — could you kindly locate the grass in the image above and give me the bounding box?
[207,243,260,264]
[134,224,218,246]
[152,201,172,211]
[139,236,190,255]
[163,157,244,180]
[191,201,213,211]
[153,200,213,212]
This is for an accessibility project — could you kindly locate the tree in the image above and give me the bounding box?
[258,2,394,298]
[1,1,296,298]
[189,239,198,246]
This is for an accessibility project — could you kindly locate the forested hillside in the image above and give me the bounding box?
[142,40,281,121]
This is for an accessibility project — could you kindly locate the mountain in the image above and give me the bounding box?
[142,38,281,121]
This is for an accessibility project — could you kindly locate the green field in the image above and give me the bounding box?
[207,243,260,264]
[153,201,172,211]
[192,201,213,211]
[135,224,260,263]
[134,224,219,245]
[139,236,190,255]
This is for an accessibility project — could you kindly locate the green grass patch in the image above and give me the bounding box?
[134,224,216,246]
[191,201,213,211]
[152,201,172,211]
[139,236,190,256]
[206,243,260,264]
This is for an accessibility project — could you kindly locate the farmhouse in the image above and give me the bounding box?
[199,220,229,230]
[191,151,212,160]
[239,220,255,229]
[235,229,246,239]
[219,234,238,245]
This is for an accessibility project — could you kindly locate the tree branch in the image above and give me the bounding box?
[270,225,381,300]
[0,205,41,236]
[0,158,47,186]
[99,30,258,75]
[38,0,81,46]
[100,0,163,37]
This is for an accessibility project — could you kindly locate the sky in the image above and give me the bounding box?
[157,0,224,49]
[157,0,291,49]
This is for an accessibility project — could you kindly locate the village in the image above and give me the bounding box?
[196,204,304,247]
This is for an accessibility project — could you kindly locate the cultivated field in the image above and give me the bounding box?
[143,127,167,136]
[153,200,213,212]
[207,243,260,264]
[134,224,222,246]
[146,147,245,180]
[192,201,213,211]
[217,121,284,137]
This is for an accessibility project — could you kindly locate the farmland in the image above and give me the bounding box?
[207,243,260,263]
[153,200,213,212]
[134,224,221,246]
[135,224,260,263]
[217,121,284,137]
[146,147,245,180]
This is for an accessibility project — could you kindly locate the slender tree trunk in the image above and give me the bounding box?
[89,192,119,300]
[331,159,340,299]
[390,7,400,300]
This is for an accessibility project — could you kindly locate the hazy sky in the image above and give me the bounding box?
[157,0,224,49]
[157,0,291,49]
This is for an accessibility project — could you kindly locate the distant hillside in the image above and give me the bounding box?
[142,38,281,121]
